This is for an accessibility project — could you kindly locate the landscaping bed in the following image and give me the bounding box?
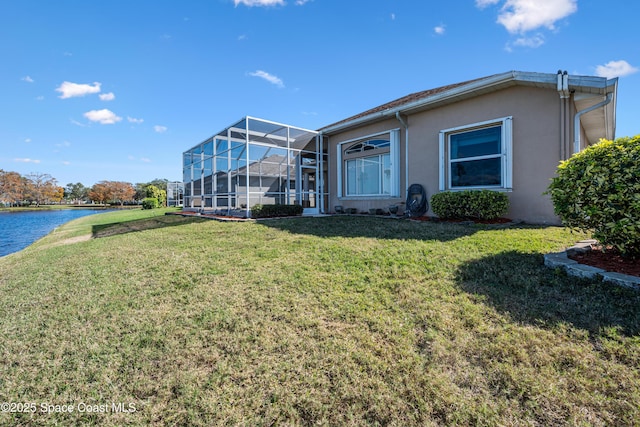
[569,245,640,277]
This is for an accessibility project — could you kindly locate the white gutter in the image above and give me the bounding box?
[573,92,614,154]
[395,112,409,198]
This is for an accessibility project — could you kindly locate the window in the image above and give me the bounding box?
[337,130,400,198]
[439,117,512,191]
[346,154,391,195]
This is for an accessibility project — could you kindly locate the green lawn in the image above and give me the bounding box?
[1,210,638,426]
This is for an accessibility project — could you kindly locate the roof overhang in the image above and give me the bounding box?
[571,76,617,144]
[320,71,618,140]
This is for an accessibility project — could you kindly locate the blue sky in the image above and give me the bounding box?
[1,0,638,186]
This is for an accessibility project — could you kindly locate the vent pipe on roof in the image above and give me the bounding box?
[573,92,614,155]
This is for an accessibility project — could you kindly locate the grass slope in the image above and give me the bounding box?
[0,210,638,426]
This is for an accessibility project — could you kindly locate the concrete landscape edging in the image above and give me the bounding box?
[544,239,640,290]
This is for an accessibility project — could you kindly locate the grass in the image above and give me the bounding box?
[0,210,639,426]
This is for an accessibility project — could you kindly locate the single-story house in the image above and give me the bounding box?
[183,70,617,224]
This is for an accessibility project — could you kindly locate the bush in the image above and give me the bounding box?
[547,136,640,256]
[431,190,509,220]
[142,197,160,209]
[145,185,166,207]
[250,204,304,218]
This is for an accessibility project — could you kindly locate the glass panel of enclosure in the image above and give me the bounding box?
[182,117,321,213]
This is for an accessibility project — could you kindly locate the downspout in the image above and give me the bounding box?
[395,112,409,199]
[557,70,570,160]
[573,92,613,154]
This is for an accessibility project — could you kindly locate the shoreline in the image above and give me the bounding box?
[0,208,118,258]
[0,204,137,212]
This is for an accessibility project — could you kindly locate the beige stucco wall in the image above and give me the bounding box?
[327,85,565,224]
[327,117,406,215]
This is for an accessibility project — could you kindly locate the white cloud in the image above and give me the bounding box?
[434,25,446,35]
[511,33,545,48]
[391,13,396,21]
[14,158,41,164]
[36,96,44,101]
[56,141,72,148]
[494,0,577,34]
[71,119,87,127]
[140,157,152,163]
[56,81,101,99]
[238,34,248,41]
[234,0,284,6]
[128,116,144,124]
[62,161,71,165]
[24,138,31,143]
[595,60,639,79]
[99,92,115,101]
[21,76,34,83]
[476,0,500,8]
[248,70,284,88]
[154,125,168,133]
[83,109,122,125]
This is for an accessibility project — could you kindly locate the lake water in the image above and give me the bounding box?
[0,209,110,257]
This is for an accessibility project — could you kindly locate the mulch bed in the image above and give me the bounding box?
[569,246,640,278]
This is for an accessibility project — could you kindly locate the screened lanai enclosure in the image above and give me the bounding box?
[183,117,327,217]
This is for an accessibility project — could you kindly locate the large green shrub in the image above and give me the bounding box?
[250,204,304,218]
[142,197,160,209]
[145,185,166,207]
[547,135,640,256]
[431,190,509,220]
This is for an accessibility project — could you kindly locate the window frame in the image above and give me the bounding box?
[439,117,512,191]
[337,129,400,199]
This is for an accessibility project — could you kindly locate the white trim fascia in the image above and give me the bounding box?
[320,71,618,136]
[321,72,523,135]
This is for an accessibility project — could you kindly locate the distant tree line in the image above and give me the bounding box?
[0,169,168,207]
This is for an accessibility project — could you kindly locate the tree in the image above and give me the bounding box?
[0,170,26,206]
[50,186,65,204]
[147,178,168,192]
[88,181,135,206]
[134,183,148,203]
[89,181,111,204]
[110,181,136,206]
[65,182,89,204]
[25,173,58,206]
[145,184,167,207]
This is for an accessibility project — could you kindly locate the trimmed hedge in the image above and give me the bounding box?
[141,197,160,209]
[431,190,509,220]
[250,204,304,218]
[547,136,640,256]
